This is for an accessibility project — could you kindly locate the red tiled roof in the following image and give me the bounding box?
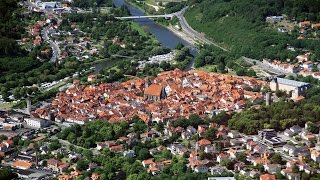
[144,84,163,96]
[260,174,276,180]
[197,139,211,146]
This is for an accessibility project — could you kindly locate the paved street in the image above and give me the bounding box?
[242,56,297,77]
[26,1,61,63]
[176,7,227,52]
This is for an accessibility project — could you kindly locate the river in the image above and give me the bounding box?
[95,0,197,72]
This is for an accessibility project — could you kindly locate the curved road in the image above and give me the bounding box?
[25,1,61,63]
[176,7,228,51]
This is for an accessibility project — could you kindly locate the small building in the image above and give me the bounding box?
[123,150,135,158]
[299,21,311,28]
[260,174,276,180]
[87,74,97,82]
[264,164,281,174]
[12,160,32,170]
[266,16,284,23]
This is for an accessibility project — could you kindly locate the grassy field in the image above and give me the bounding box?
[131,22,148,37]
[196,65,217,72]
[0,102,18,108]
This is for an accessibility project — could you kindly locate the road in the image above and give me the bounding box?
[25,1,61,63]
[242,56,296,77]
[42,27,60,63]
[51,137,101,155]
[176,7,228,51]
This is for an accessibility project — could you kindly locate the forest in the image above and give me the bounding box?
[185,0,320,61]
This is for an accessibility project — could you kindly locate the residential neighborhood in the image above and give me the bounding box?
[2,0,320,179]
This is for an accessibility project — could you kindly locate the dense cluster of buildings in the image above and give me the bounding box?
[34,69,267,124]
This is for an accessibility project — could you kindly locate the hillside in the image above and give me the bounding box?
[185,0,320,60]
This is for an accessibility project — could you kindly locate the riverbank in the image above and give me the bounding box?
[125,0,198,47]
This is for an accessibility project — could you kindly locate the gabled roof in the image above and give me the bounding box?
[144,84,163,96]
[197,139,211,146]
[260,174,276,180]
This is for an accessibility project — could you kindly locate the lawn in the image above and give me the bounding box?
[196,65,217,72]
[131,22,148,37]
[0,102,18,108]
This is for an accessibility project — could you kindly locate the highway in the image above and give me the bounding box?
[176,7,228,51]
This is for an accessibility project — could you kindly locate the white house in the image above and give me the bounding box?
[264,164,281,174]
[123,150,135,158]
[24,117,51,129]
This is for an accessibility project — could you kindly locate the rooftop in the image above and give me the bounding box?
[273,78,310,87]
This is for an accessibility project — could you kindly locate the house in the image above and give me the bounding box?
[246,141,257,150]
[311,23,320,29]
[253,158,270,166]
[144,84,166,101]
[70,170,82,177]
[91,173,100,180]
[204,145,216,153]
[109,145,124,152]
[194,165,208,173]
[0,143,8,153]
[87,75,97,82]
[217,153,229,163]
[266,16,284,23]
[299,21,311,28]
[227,148,237,159]
[47,159,68,172]
[287,173,300,180]
[181,131,192,140]
[284,129,295,137]
[12,160,32,170]
[123,150,135,158]
[264,164,281,174]
[196,139,211,150]
[186,126,197,134]
[58,174,71,180]
[302,133,316,141]
[168,143,187,155]
[197,125,208,136]
[96,141,116,150]
[302,61,313,70]
[260,174,276,180]
[283,144,296,153]
[288,146,309,157]
[310,149,320,162]
[87,163,97,171]
[228,130,240,139]
[290,125,302,134]
[281,168,293,176]
[142,159,155,168]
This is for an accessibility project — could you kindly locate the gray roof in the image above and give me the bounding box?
[275,78,310,87]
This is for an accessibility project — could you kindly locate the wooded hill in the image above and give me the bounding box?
[185,0,320,61]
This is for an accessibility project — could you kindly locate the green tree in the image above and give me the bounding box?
[137,148,151,160]
[236,152,248,163]
[270,153,284,165]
